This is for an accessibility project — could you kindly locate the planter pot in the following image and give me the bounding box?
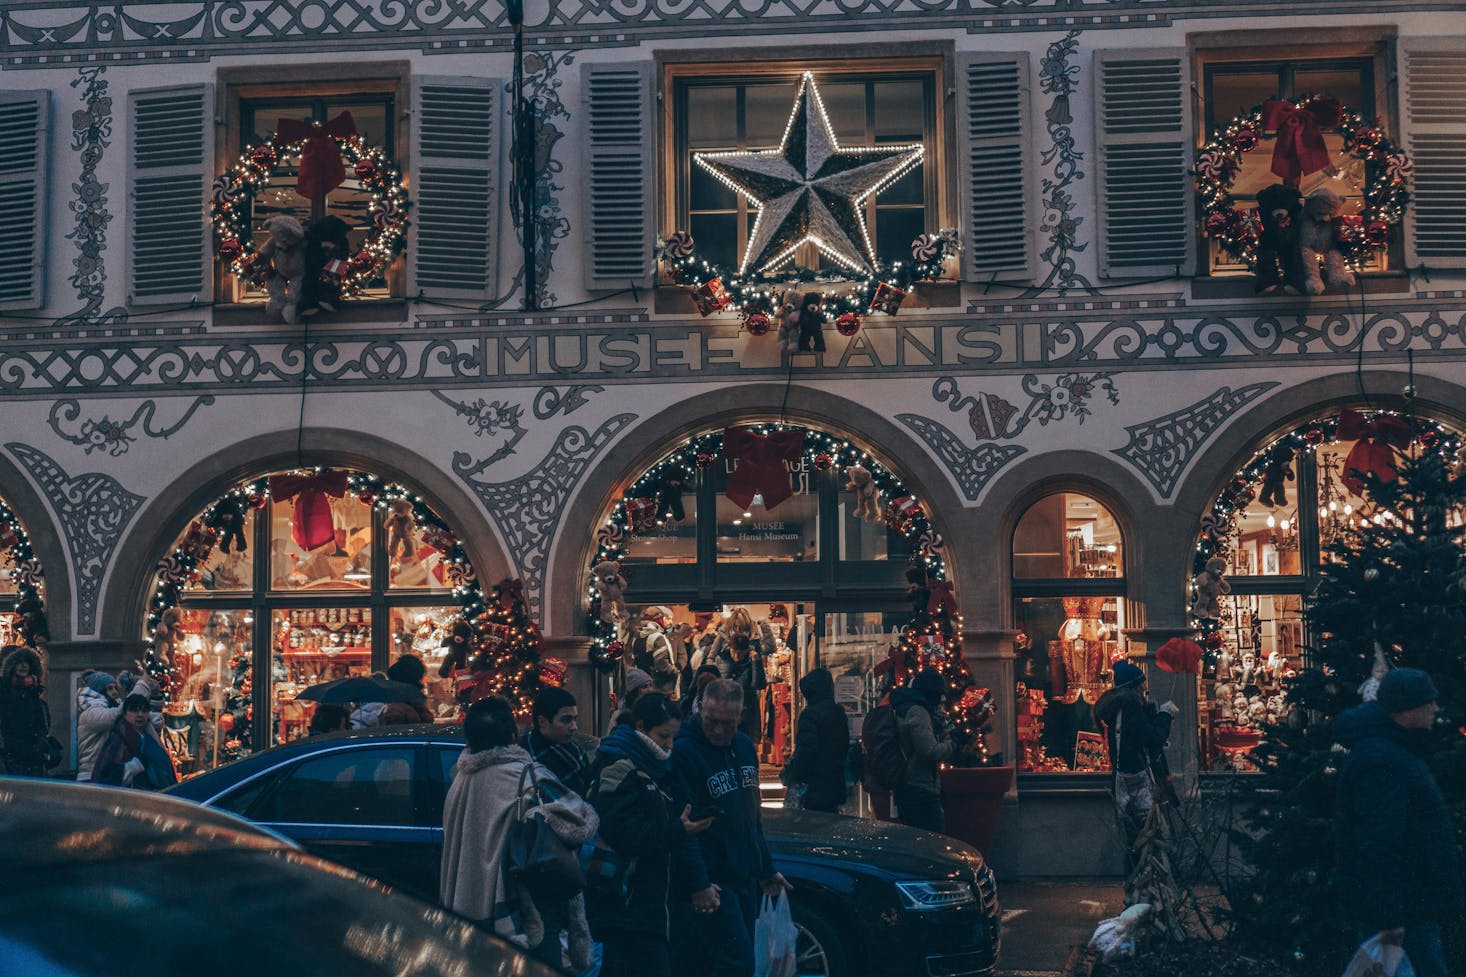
[866,765,1015,857]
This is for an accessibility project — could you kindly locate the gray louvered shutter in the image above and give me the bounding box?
[128,84,212,305]
[0,91,49,311]
[956,53,1036,282]
[1401,39,1466,269]
[582,62,654,291]
[1094,50,1192,279]
[412,76,501,300]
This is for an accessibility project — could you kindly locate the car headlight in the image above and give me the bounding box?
[895,880,976,911]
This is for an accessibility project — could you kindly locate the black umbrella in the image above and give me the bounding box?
[297,674,426,705]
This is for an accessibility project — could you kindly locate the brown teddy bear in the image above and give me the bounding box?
[1296,187,1356,295]
[591,559,628,624]
[385,499,416,562]
[259,215,308,323]
[153,607,182,666]
[1190,557,1231,621]
[846,464,881,522]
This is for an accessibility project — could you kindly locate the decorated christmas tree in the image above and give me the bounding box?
[1231,422,1465,974]
[467,577,548,715]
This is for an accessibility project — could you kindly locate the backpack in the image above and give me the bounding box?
[860,704,907,791]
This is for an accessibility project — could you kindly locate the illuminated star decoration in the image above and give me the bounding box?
[693,72,924,276]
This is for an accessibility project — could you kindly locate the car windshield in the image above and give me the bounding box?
[0,850,532,977]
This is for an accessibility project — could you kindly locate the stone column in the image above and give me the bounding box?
[962,626,1018,785]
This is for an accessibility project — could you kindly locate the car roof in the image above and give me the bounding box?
[0,779,294,873]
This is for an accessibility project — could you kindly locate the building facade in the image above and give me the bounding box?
[1,0,1463,877]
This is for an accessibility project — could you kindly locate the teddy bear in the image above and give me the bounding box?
[1252,183,1304,295]
[1258,448,1294,508]
[775,293,801,354]
[905,566,932,620]
[591,560,628,624]
[258,215,308,323]
[302,215,353,316]
[1296,187,1356,295]
[656,465,690,523]
[152,606,182,666]
[846,464,881,522]
[796,291,826,352]
[206,495,249,554]
[385,499,417,563]
[1190,556,1230,621]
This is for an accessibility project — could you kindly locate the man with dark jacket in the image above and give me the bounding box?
[785,668,849,813]
[671,679,790,977]
[521,685,592,797]
[1093,660,1177,855]
[893,668,959,833]
[1335,668,1461,977]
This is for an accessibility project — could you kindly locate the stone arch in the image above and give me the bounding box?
[546,383,971,637]
[0,450,73,642]
[98,427,514,643]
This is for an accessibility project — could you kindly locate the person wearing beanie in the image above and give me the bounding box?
[890,668,960,832]
[1093,660,1178,865]
[75,670,123,782]
[1,646,51,777]
[784,668,850,813]
[1334,668,1460,977]
[606,666,656,733]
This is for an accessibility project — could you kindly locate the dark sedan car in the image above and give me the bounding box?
[0,777,556,977]
[168,725,1002,977]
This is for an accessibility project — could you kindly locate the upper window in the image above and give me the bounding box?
[1198,43,1390,277]
[669,62,941,272]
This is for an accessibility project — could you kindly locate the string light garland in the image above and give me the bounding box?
[1190,411,1462,650]
[211,131,409,296]
[0,495,46,649]
[1194,95,1411,272]
[584,426,948,663]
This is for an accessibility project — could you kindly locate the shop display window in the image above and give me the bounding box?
[821,611,905,738]
[270,492,373,591]
[1198,594,1303,771]
[169,509,256,593]
[159,609,254,775]
[0,612,15,645]
[1011,492,1127,774]
[0,564,16,595]
[272,607,372,745]
[389,605,461,720]
[713,461,819,563]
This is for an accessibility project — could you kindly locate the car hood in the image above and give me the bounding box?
[764,809,987,880]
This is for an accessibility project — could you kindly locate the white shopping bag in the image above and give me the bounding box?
[753,892,798,977]
[1339,935,1415,977]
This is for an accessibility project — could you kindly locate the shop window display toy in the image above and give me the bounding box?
[0,496,46,657]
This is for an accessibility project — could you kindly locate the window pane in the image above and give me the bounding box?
[254,746,416,825]
[272,606,373,745]
[873,80,924,139]
[876,161,924,206]
[269,494,372,591]
[745,82,798,147]
[1225,449,1302,577]
[163,608,254,773]
[166,507,255,594]
[1014,595,1127,773]
[622,497,698,565]
[836,484,911,562]
[388,605,462,720]
[816,81,866,143]
[689,213,739,270]
[713,460,818,563]
[688,86,738,149]
[1293,68,1365,110]
[328,101,389,148]
[1012,493,1123,579]
[821,611,903,735]
[690,164,739,212]
[1199,593,1302,772]
[875,207,925,265]
[1207,70,1279,127]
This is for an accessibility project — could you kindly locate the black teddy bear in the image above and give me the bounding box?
[1253,183,1304,295]
[796,291,827,352]
[1258,449,1295,508]
[207,495,249,553]
[303,215,353,316]
[657,465,691,522]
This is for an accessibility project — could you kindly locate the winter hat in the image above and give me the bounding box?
[85,672,116,694]
[1377,668,1438,714]
[912,667,946,705]
[624,667,654,698]
[1112,661,1145,689]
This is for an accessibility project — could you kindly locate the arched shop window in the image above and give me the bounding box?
[140,470,514,775]
[585,425,953,767]
[0,494,46,651]
[1191,409,1463,773]
[1011,492,1127,775]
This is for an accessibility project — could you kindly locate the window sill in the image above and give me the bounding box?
[1190,273,1411,301]
[1015,772,1114,796]
[212,299,408,328]
[652,281,960,317]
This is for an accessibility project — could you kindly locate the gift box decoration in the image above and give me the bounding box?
[691,277,731,316]
[869,281,906,315]
[539,657,568,687]
[624,496,658,533]
[885,495,923,531]
[480,622,512,649]
[321,257,351,282]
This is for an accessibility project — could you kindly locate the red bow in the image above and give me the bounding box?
[722,427,805,512]
[268,471,349,551]
[275,111,357,200]
[1155,637,1203,675]
[927,581,957,618]
[1337,410,1413,494]
[873,644,910,684]
[496,577,527,612]
[1259,97,1341,184]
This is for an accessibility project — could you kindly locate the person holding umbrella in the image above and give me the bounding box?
[297,667,432,729]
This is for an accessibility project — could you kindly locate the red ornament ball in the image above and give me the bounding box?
[247,492,268,510]
[1420,430,1440,450]
[357,490,376,506]
[349,249,375,273]
[1353,127,1380,152]
[1364,220,1391,246]
[1304,427,1325,446]
[695,452,715,471]
[812,451,833,472]
[354,158,379,182]
[605,639,625,662]
[249,144,277,169]
[1230,128,1258,152]
[218,712,235,732]
[1205,212,1230,236]
[1205,632,1224,650]
[745,312,771,336]
[218,238,244,261]
[835,312,860,336]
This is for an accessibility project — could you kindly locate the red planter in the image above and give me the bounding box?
[868,765,1015,857]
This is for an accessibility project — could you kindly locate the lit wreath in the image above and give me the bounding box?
[584,427,949,672]
[0,494,46,647]
[211,127,409,296]
[1194,95,1411,272]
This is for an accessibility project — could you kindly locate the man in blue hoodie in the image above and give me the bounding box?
[1335,668,1461,977]
[671,678,790,977]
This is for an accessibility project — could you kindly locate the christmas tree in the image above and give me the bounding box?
[1232,422,1465,974]
[466,577,546,715]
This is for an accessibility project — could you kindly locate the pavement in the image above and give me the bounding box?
[994,881,1125,977]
